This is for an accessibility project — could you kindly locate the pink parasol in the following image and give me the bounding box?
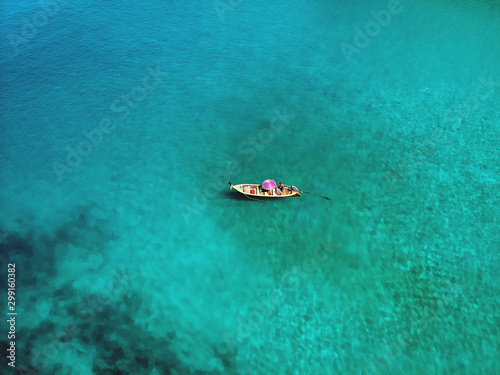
[261,179,277,190]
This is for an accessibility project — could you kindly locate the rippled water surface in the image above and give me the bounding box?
[1,0,499,374]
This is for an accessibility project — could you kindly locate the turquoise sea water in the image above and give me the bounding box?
[1,0,499,374]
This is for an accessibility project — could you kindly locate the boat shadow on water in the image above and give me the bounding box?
[223,191,295,203]
[222,191,249,201]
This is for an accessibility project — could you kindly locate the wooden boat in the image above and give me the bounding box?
[227,181,301,199]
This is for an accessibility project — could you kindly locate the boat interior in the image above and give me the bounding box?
[240,184,293,196]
